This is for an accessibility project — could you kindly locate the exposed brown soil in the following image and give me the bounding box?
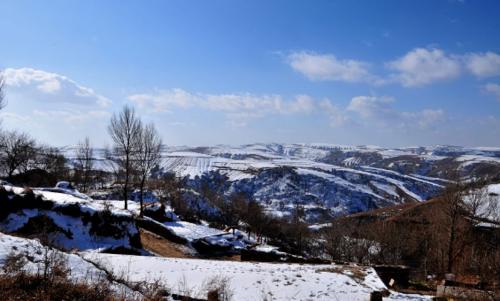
[202,254,241,261]
[139,228,194,258]
[139,228,243,261]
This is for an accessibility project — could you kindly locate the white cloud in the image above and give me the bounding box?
[32,109,111,124]
[202,93,316,115]
[128,89,447,131]
[285,95,316,114]
[128,89,317,125]
[347,96,394,119]
[202,93,282,112]
[387,48,461,86]
[0,112,31,123]
[319,100,348,126]
[285,48,500,88]
[3,68,111,107]
[483,83,500,100]
[128,88,196,112]
[415,109,445,129]
[287,51,372,82]
[37,78,61,93]
[347,95,444,129]
[465,52,500,77]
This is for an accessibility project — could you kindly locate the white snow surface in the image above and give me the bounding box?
[163,221,225,241]
[0,233,141,298]
[464,183,500,226]
[82,253,432,301]
[0,186,139,251]
[456,155,500,167]
[3,185,134,218]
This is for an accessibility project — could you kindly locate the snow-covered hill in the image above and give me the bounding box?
[0,185,142,253]
[82,252,432,301]
[0,231,431,301]
[158,144,500,221]
[0,232,141,298]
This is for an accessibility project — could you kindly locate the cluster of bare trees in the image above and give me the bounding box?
[0,73,161,210]
[0,75,69,184]
[0,129,71,186]
[0,131,37,178]
[107,105,162,215]
[318,178,499,286]
[74,137,94,192]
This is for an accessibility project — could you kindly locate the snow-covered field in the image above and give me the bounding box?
[464,183,500,226]
[164,220,225,241]
[0,230,431,301]
[0,185,140,252]
[58,143,500,219]
[83,253,432,301]
[162,146,448,217]
[0,233,140,298]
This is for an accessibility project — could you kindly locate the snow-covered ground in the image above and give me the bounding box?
[0,185,140,252]
[102,199,256,250]
[59,143,500,219]
[164,221,225,241]
[0,230,431,301]
[456,154,500,167]
[2,185,134,218]
[0,233,141,298]
[464,183,500,227]
[82,253,432,301]
[161,147,447,219]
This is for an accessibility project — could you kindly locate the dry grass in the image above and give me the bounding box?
[139,228,193,258]
[0,246,171,301]
[0,273,118,301]
[315,265,367,282]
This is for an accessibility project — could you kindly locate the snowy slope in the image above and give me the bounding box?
[0,230,431,300]
[463,183,500,226]
[0,186,141,252]
[159,144,471,219]
[83,253,432,301]
[62,143,500,219]
[0,233,141,298]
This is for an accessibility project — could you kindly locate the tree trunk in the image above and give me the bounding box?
[123,155,130,210]
[447,216,457,273]
[139,178,145,217]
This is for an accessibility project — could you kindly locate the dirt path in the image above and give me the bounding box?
[139,228,195,258]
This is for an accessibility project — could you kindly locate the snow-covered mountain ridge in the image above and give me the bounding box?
[159,143,500,221]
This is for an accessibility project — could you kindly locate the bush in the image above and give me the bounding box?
[201,275,234,301]
[16,215,73,241]
[0,250,117,301]
[2,251,27,275]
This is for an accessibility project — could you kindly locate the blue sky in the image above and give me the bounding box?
[0,0,499,147]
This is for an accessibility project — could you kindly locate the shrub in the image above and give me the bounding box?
[201,275,234,301]
[16,215,73,241]
[0,247,117,301]
[2,251,27,275]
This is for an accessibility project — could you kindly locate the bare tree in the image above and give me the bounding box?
[0,130,37,178]
[108,105,142,209]
[462,180,498,225]
[37,145,69,179]
[75,137,94,192]
[437,183,464,273]
[135,123,162,216]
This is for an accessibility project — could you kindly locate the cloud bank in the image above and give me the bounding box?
[128,89,444,131]
[287,48,500,87]
[3,68,111,107]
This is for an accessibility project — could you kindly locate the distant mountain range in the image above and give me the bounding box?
[159,144,500,221]
[64,143,500,222]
